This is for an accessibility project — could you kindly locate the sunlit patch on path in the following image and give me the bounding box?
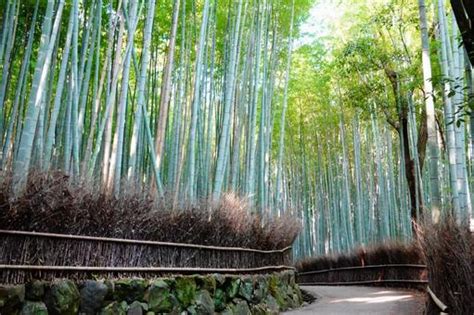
[331,293,413,304]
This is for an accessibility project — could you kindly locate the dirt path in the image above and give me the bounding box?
[286,286,425,315]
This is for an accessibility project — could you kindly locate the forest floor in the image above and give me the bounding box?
[286,286,426,314]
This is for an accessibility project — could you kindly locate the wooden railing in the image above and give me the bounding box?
[297,264,428,287]
[0,229,293,284]
[427,286,449,315]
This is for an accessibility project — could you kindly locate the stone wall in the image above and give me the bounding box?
[0,271,302,314]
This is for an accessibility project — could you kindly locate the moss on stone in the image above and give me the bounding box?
[264,295,280,314]
[225,278,240,299]
[232,299,251,315]
[293,284,303,305]
[250,303,272,315]
[128,300,148,315]
[0,284,25,315]
[214,274,226,286]
[220,304,235,315]
[113,279,148,303]
[20,301,48,315]
[174,277,197,307]
[99,301,128,315]
[197,275,217,294]
[145,280,177,313]
[268,274,288,309]
[213,287,227,311]
[46,279,80,315]
[252,276,268,304]
[237,278,253,302]
[194,290,214,315]
[2,270,302,314]
[79,280,109,315]
[25,281,45,302]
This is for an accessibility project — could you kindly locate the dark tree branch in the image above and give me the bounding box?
[382,106,400,131]
[436,112,446,153]
[417,108,428,172]
[450,0,474,65]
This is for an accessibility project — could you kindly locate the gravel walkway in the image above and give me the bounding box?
[286,286,425,315]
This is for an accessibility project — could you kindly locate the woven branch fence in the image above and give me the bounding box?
[297,264,428,288]
[0,230,293,284]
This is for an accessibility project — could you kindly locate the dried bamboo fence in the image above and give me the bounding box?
[297,264,428,288]
[0,230,293,284]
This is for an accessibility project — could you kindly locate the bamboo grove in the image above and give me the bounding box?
[287,0,473,257]
[0,0,473,259]
[0,0,311,204]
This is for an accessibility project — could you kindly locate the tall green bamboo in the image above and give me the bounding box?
[418,0,442,222]
[12,0,65,194]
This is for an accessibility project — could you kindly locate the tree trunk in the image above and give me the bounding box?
[384,67,423,222]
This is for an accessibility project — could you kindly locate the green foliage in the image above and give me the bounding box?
[175,277,197,307]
